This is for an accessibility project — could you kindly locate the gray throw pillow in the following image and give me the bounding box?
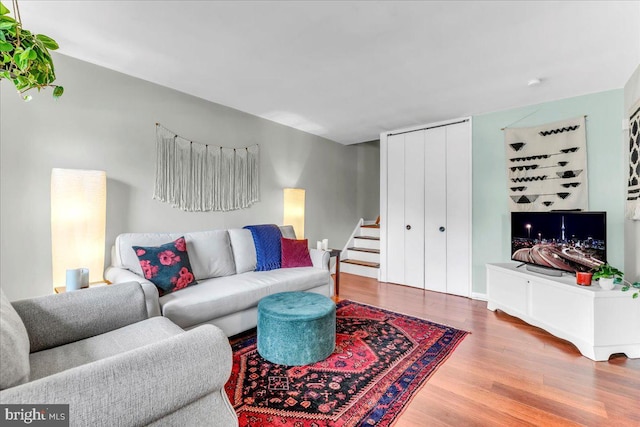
[0,288,30,389]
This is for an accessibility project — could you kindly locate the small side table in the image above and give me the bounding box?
[54,281,111,294]
[326,249,341,297]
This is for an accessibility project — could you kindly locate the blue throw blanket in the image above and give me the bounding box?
[244,224,282,271]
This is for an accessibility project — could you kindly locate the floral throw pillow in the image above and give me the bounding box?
[132,237,197,296]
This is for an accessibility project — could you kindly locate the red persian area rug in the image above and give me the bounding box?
[225,299,469,426]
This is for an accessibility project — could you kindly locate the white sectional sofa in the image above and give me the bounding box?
[105,226,333,337]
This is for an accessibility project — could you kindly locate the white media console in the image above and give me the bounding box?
[486,263,640,361]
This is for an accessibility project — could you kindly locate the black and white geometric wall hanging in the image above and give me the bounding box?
[627,100,640,220]
[504,116,588,212]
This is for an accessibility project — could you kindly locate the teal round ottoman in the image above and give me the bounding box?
[257,291,336,366]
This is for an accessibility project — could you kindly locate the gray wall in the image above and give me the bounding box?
[0,54,380,300]
[355,140,380,221]
[624,64,640,283]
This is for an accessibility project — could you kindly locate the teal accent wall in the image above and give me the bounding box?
[472,90,625,294]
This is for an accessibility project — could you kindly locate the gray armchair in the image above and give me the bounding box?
[0,282,238,426]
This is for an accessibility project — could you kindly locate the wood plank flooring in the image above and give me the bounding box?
[336,273,640,426]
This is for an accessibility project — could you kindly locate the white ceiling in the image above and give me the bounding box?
[15,1,640,144]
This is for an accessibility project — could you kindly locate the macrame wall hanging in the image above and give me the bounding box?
[153,124,259,212]
[628,100,640,220]
[504,116,588,212]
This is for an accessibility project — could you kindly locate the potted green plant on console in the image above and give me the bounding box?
[592,263,640,298]
[592,264,623,290]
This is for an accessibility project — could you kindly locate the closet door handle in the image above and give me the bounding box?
[406,225,412,230]
[439,226,446,232]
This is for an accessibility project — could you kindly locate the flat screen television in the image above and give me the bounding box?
[511,211,606,274]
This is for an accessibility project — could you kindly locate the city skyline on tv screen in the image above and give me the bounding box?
[511,212,606,241]
[510,211,606,273]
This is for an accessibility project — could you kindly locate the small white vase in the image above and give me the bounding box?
[598,277,615,290]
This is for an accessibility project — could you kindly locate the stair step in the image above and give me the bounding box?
[342,259,380,268]
[346,248,379,264]
[361,224,380,229]
[355,236,379,241]
[347,247,380,254]
[341,262,379,279]
[352,237,379,250]
[359,227,379,238]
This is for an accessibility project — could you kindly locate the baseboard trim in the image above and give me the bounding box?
[471,292,488,301]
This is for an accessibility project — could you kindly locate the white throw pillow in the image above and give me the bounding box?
[280,225,297,239]
[185,230,236,279]
[228,229,257,274]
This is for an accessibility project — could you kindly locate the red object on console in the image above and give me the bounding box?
[576,272,593,286]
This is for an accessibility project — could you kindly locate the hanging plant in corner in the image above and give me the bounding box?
[0,0,63,100]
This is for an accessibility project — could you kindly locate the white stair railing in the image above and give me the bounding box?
[340,218,365,261]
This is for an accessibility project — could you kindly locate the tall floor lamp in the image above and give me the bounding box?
[51,168,107,290]
[283,188,305,239]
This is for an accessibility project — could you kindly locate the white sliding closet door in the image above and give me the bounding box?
[404,131,425,288]
[381,118,471,297]
[445,122,471,296]
[424,127,447,293]
[386,132,425,288]
[386,134,405,285]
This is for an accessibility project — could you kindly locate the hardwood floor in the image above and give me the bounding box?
[336,273,640,426]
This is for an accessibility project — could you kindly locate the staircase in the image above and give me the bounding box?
[340,219,380,279]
